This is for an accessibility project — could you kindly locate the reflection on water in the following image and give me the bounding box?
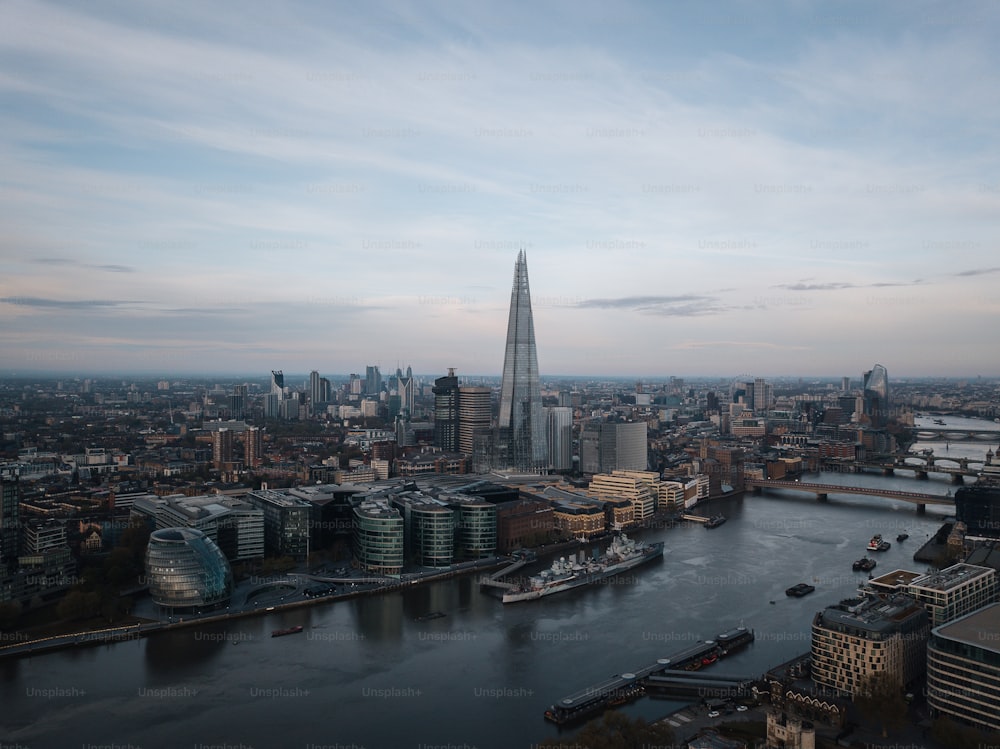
[2,444,988,748]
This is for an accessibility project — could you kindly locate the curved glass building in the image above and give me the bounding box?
[353,499,404,575]
[145,527,233,610]
[862,363,890,427]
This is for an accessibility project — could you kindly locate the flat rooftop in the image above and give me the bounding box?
[870,569,922,588]
[911,563,995,592]
[933,602,1000,655]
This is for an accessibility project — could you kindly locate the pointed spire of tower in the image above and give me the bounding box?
[498,251,546,471]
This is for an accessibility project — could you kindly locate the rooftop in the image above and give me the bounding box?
[910,563,995,592]
[818,595,927,635]
[933,602,1000,656]
[869,569,922,588]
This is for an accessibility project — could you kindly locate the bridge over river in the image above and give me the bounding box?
[745,478,953,514]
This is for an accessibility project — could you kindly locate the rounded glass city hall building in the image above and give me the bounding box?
[145,527,233,610]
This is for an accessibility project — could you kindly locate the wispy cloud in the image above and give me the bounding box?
[575,295,728,316]
[954,267,1000,277]
[0,297,143,309]
[772,280,922,291]
[30,257,136,273]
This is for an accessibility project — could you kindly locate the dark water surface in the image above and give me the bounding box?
[2,439,981,749]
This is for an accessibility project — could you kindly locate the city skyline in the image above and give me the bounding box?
[3,2,1000,377]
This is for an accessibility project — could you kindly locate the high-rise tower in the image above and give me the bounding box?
[497,251,547,471]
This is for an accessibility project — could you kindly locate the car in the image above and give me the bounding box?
[707,710,720,718]
[737,705,748,712]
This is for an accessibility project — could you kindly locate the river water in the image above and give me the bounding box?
[2,418,995,749]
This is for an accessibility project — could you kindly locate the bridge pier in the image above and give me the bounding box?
[952,474,965,485]
[916,504,926,515]
[816,493,828,502]
[882,468,894,476]
[752,486,762,495]
[915,471,928,480]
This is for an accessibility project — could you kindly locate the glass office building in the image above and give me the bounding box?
[145,527,233,610]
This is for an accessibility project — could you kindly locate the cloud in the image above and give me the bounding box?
[772,280,921,291]
[0,296,143,309]
[29,257,135,273]
[574,294,728,316]
[672,340,811,351]
[954,267,1000,277]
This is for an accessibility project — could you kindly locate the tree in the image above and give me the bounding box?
[538,710,676,749]
[853,671,908,738]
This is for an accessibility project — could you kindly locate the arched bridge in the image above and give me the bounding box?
[913,427,1000,442]
[746,478,953,514]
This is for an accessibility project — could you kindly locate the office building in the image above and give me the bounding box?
[365,365,382,396]
[587,470,659,522]
[458,386,492,456]
[131,494,264,562]
[926,602,1000,733]
[391,492,454,568]
[579,421,647,474]
[23,519,67,554]
[496,250,547,471]
[433,369,460,452]
[546,406,573,471]
[352,498,404,575]
[245,488,312,559]
[145,528,232,611]
[446,495,497,560]
[0,466,18,565]
[861,364,890,428]
[811,595,929,696]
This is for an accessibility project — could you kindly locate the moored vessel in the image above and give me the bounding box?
[271,625,304,638]
[785,583,815,597]
[501,533,664,603]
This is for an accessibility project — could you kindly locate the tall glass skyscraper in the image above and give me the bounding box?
[497,251,547,471]
[862,363,890,427]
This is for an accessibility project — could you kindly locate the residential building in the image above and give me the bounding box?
[458,386,491,456]
[811,594,930,696]
[907,563,997,627]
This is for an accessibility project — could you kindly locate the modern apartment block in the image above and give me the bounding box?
[811,595,930,696]
[907,563,997,627]
[926,602,1000,733]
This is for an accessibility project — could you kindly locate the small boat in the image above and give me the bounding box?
[416,611,446,621]
[271,625,304,638]
[896,533,909,542]
[704,515,726,529]
[867,534,891,552]
[786,583,815,597]
[853,558,876,572]
[701,653,718,666]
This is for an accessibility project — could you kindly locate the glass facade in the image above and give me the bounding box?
[145,528,232,610]
[353,502,404,575]
[451,502,497,560]
[497,251,547,471]
[409,506,454,568]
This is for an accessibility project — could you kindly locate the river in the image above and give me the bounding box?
[2,425,993,749]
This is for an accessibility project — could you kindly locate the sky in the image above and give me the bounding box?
[2,0,999,379]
